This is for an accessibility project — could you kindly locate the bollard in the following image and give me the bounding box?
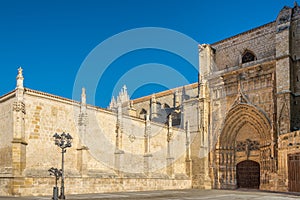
[52,186,59,200]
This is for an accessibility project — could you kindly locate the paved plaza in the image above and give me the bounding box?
[0,189,299,200]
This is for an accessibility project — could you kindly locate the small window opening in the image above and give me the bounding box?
[139,109,147,119]
[242,51,256,64]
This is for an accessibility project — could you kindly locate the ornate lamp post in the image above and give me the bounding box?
[53,132,72,199]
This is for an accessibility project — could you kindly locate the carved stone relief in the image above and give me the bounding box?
[13,101,25,114]
[236,139,260,152]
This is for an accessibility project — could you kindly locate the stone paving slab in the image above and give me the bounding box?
[0,189,299,200]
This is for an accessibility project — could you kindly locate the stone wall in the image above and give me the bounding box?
[277,131,300,191]
[23,90,82,177]
[0,178,11,195]
[0,88,191,196]
[0,92,14,176]
[291,7,300,130]
[14,177,191,196]
[212,22,276,71]
[132,84,211,189]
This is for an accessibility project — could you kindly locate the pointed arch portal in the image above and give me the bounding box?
[220,104,272,146]
[214,103,272,189]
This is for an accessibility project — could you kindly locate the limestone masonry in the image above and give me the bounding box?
[1,2,300,196]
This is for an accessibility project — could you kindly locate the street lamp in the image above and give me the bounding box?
[53,132,72,199]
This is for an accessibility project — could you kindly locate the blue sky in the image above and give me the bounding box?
[0,0,295,107]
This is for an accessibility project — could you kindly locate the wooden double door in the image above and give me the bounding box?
[288,153,300,192]
[236,160,260,189]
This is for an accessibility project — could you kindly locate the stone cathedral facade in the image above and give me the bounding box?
[1,3,300,197]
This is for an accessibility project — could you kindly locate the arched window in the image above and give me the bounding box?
[139,109,147,119]
[171,111,181,126]
[242,50,256,64]
[163,103,170,109]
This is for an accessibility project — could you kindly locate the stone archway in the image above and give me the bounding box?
[237,160,260,189]
[214,103,272,189]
